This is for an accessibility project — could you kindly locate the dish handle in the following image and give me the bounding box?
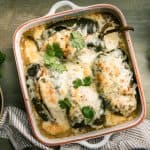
[76,134,112,149]
[46,0,82,16]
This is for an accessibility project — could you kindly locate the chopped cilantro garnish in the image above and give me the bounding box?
[44,43,66,72]
[70,31,85,51]
[73,78,82,89]
[46,44,55,57]
[81,106,95,119]
[52,43,64,58]
[83,76,93,86]
[59,98,71,110]
[46,43,64,58]
[72,76,93,89]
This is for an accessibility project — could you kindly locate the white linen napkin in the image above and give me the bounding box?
[0,106,150,150]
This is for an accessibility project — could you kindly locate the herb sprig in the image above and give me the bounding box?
[81,106,95,122]
[59,97,71,110]
[44,43,67,72]
[73,76,93,89]
[70,31,85,51]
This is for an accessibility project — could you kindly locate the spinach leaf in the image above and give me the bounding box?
[27,64,40,77]
[32,98,49,121]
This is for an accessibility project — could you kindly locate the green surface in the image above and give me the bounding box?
[0,0,150,149]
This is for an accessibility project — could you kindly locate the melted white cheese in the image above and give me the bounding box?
[103,27,119,51]
[77,48,98,65]
[38,75,70,134]
[94,49,137,116]
[71,86,103,119]
[22,12,137,135]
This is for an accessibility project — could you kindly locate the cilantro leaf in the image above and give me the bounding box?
[44,54,66,72]
[44,43,66,72]
[52,43,64,58]
[83,76,93,86]
[70,31,85,51]
[81,106,95,119]
[46,43,64,58]
[73,78,82,89]
[59,98,71,110]
[44,55,58,65]
[46,44,55,57]
[72,76,93,89]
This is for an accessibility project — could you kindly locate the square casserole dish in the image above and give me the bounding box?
[13,0,146,148]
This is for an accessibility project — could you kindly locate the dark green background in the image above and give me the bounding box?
[0,0,150,149]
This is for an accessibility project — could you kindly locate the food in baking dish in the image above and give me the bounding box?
[20,12,137,138]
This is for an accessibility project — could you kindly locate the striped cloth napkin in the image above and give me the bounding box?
[0,106,150,150]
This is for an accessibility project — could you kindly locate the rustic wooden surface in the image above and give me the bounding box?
[0,0,150,149]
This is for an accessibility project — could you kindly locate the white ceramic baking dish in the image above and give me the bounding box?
[13,1,146,149]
